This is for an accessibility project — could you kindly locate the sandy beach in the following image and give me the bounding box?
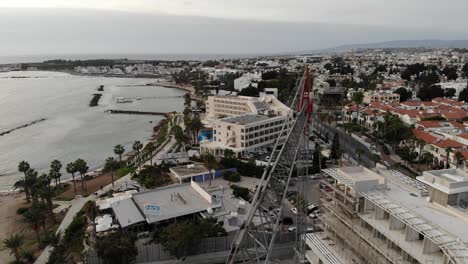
[0,193,30,263]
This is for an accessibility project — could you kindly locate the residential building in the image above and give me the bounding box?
[363,91,400,104]
[234,73,261,91]
[313,166,468,264]
[202,95,292,157]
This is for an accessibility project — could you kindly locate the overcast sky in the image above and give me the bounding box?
[0,0,467,62]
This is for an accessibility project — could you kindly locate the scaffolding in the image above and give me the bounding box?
[226,67,313,264]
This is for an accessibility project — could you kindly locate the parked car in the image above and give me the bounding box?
[291,207,298,215]
[308,212,319,219]
[288,226,296,232]
[309,174,321,180]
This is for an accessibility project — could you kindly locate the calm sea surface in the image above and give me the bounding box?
[0,71,184,190]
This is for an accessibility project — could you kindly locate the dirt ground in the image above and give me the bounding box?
[0,193,31,263]
[59,172,115,200]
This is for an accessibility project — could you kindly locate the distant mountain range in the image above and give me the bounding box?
[309,40,468,53]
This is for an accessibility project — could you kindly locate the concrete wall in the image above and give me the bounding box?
[191,180,212,203]
[431,188,449,206]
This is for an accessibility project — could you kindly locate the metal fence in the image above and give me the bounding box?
[86,232,295,264]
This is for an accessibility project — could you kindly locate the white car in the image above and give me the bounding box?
[287,226,296,232]
[291,207,298,215]
[308,212,319,219]
[265,156,270,161]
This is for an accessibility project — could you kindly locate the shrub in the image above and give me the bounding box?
[223,171,241,182]
[231,185,250,201]
[16,207,29,215]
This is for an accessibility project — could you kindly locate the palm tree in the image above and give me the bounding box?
[2,233,24,262]
[36,174,56,223]
[23,205,46,244]
[454,151,464,169]
[202,153,217,186]
[75,159,89,193]
[352,92,364,128]
[145,142,156,166]
[66,162,78,197]
[17,161,31,202]
[114,144,125,164]
[133,141,143,167]
[25,169,39,206]
[50,160,62,185]
[105,157,118,187]
[188,117,204,144]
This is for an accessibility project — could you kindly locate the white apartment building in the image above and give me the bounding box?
[201,95,292,157]
[234,73,262,91]
[310,166,468,264]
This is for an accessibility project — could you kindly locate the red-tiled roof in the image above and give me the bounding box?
[458,134,468,140]
[401,101,422,106]
[433,139,465,148]
[416,121,465,129]
[459,150,468,160]
[440,111,466,120]
[416,121,443,128]
[421,101,438,106]
[412,129,438,144]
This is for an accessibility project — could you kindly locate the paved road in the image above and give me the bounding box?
[312,120,375,168]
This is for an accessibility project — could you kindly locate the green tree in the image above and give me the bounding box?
[66,162,78,197]
[36,173,56,223]
[394,87,412,102]
[159,221,200,260]
[187,117,204,144]
[74,159,88,193]
[96,233,137,264]
[132,140,143,167]
[25,169,39,206]
[23,204,46,244]
[352,92,364,128]
[459,82,468,102]
[172,125,186,146]
[455,151,465,169]
[238,85,259,97]
[105,157,118,187]
[311,145,325,174]
[113,144,125,163]
[2,233,24,262]
[183,93,192,108]
[202,153,217,186]
[17,161,31,202]
[49,160,62,186]
[417,85,444,101]
[224,149,235,159]
[446,147,453,168]
[330,133,340,161]
[145,142,156,166]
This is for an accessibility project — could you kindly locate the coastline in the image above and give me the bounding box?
[0,71,185,194]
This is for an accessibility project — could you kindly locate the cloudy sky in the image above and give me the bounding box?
[0,0,467,61]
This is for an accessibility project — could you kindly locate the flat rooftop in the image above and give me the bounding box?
[373,171,468,245]
[132,183,221,224]
[325,167,386,186]
[221,114,270,125]
[111,198,145,228]
[418,169,468,194]
[170,164,209,178]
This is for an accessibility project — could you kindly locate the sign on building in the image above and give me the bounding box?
[144,204,161,215]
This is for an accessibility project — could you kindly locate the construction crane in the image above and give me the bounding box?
[226,66,313,264]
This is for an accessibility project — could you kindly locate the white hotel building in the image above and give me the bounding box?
[201,95,292,157]
[308,166,468,264]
